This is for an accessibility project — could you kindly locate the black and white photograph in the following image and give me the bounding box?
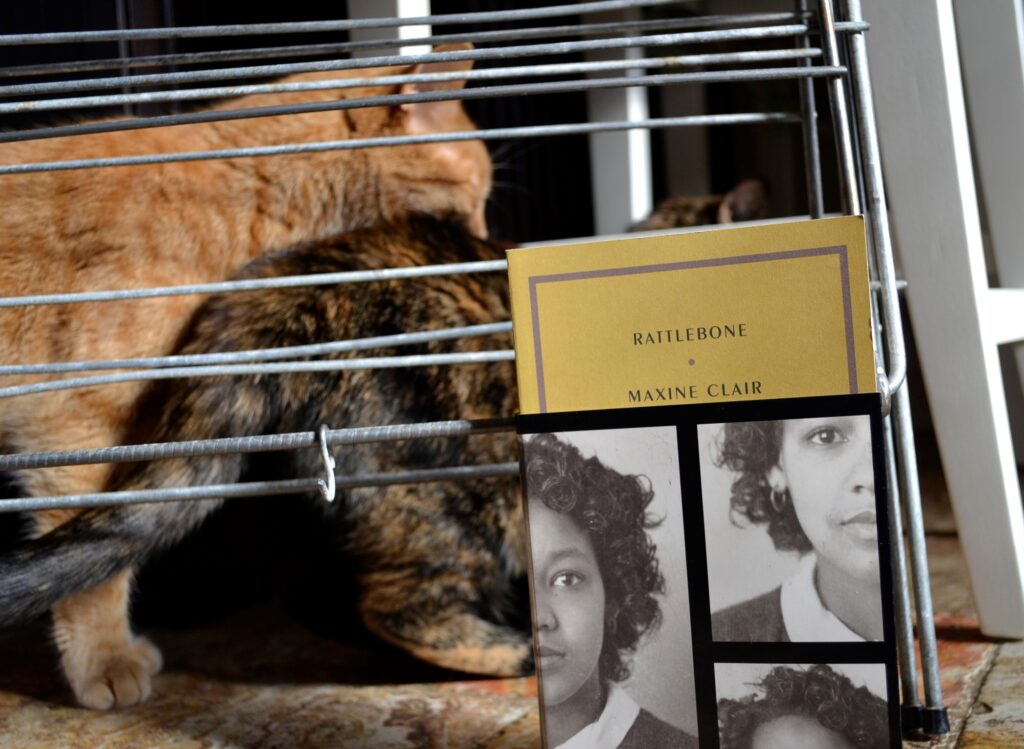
[522,426,697,749]
[715,662,891,749]
[700,414,886,643]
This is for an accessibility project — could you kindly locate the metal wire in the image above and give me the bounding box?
[0,62,829,147]
[882,405,922,710]
[0,350,516,400]
[2,49,821,115]
[0,463,521,514]
[0,323,512,377]
[844,0,944,718]
[0,0,693,47]
[0,418,516,471]
[113,0,133,117]
[0,25,816,98]
[0,111,807,174]
[0,248,900,315]
[0,260,508,308]
[797,0,825,218]
[819,0,862,215]
[0,106,815,174]
[0,13,803,79]
[0,1,938,723]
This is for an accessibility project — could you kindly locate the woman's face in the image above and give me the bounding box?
[530,499,606,710]
[771,415,878,583]
[750,714,856,749]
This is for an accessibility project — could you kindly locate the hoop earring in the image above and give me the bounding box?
[770,488,787,513]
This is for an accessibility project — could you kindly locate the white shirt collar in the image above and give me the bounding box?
[553,685,641,749]
[780,554,864,642]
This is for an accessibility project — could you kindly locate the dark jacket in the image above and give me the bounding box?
[710,587,789,642]
[619,709,698,749]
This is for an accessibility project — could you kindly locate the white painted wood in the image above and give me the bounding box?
[862,0,1024,637]
[585,7,653,234]
[347,0,431,57]
[954,0,1024,462]
[985,289,1024,345]
[954,1,1024,285]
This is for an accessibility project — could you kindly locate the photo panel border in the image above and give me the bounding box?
[518,393,900,748]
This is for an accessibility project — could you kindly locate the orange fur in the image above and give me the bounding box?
[0,45,491,708]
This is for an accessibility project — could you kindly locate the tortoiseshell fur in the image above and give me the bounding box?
[0,217,529,704]
[630,178,769,232]
[0,45,495,709]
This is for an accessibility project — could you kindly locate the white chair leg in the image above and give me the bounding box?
[954,0,1024,460]
[346,0,431,57]
[862,0,1024,637]
[584,7,653,235]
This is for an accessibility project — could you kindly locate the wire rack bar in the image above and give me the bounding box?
[844,0,945,725]
[2,49,820,115]
[797,0,824,218]
[0,25,817,99]
[845,23,903,394]
[0,260,508,308]
[0,0,688,46]
[0,61,827,147]
[0,13,803,79]
[0,278,898,378]
[0,106,809,171]
[882,406,921,710]
[819,0,862,216]
[0,463,521,514]
[0,350,516,401]
[0,418,516,472]
[0,323,512,377]
[0,246,900,313]
[0,1,941,729]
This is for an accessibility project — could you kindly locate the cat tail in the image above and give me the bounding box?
[0,496,222,627]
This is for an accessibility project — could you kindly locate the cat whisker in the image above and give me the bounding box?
[488,141,519,165]
[488,180,528,198]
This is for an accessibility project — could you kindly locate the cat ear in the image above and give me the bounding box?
[716,178,769,223]
[397,43,475,131]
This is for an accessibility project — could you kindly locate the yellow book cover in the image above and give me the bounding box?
[507,216,876,414]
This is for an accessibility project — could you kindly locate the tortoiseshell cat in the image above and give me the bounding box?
[0,216,528,708]
[630,178,768,231]
[0,45,492,708]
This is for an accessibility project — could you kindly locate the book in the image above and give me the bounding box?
[507,216,876,415]
[509,219,900,748]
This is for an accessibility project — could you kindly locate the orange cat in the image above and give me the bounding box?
[0,44,491,709]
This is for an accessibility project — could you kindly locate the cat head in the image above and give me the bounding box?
[345,44,492,238]
[629,178,769,232]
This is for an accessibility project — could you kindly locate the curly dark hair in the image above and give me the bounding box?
[716,420,812,553]
[718,664,889,749]
[523,432,665,683]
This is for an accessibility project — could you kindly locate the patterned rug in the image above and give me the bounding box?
[903,615,1000,749]
[0,603,541,749]
[0,609,999,747]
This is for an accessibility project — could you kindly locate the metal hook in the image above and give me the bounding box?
[317,424,336,503]
[876,366,892,417]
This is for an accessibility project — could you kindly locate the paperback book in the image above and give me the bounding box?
[508,218,899,748]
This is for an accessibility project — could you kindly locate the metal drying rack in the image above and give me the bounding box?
[0,0,949,737]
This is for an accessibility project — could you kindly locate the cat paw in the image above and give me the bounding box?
[132,635,164,676]
[72,636,163,710]
[415,638,534,677]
